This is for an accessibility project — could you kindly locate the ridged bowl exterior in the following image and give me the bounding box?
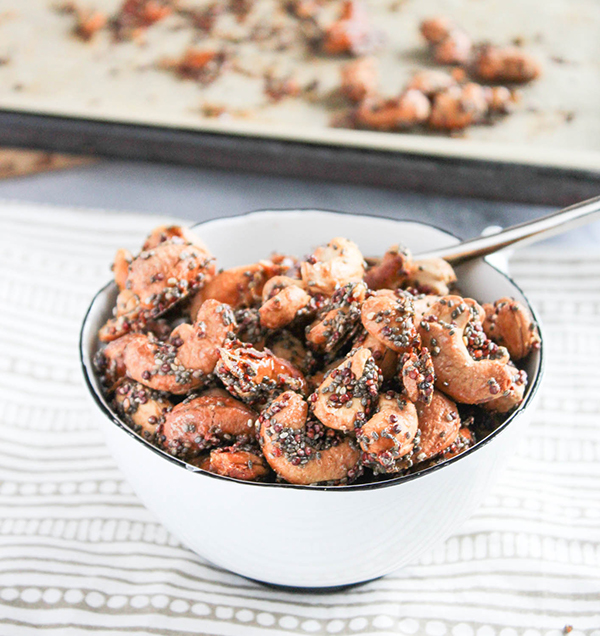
[80,210,544,588]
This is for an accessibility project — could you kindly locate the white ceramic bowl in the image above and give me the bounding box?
[80,210,544,589]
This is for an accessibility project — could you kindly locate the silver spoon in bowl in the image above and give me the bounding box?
[414,194,600,264]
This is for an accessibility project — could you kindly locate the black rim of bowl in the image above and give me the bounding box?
[79,208,546,492]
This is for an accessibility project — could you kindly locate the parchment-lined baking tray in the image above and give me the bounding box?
[0,0,598,204]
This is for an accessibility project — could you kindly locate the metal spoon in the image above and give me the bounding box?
[415,194,600,265]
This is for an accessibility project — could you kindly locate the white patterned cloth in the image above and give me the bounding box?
[0,202,599,636]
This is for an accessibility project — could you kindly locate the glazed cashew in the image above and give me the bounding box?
[261,275,304,302]
[429,83,489,131]
[160,388,257,458]
[189,259,283,317]
[176,298,237,363]
[258,391,362,485]
[364,244,412,290]
[439,427,474,460]
[259,278,312,329]
[406,258,457,295]
[306,281,366,353]
[413,294,442,324]
[357,392,419,473]
[197,446,270,481]
[340,57,379,102]
[483,365,527,413]
[361,291,420,353]
[418,296,515,404]
[406,70,457,96]
[122,335,202,394]
[113,249,133,291]
[414,390,461,462]
[123,299,236,394]
[420,17,472,65]
[112,0,172,40]
[433,29,472,65]
[301,237,365,295]
[322,0,381,56]
[353,330,398,380]
[94,333,138,389]
[142,225,210,252]
[113,379,173,442]
[100,233,215,341]
[420,16,455,44]
[354,91,431,131]
[463,317,507,362]
[215,340,307,404]
[474,45,542,84]
[482,297,540,360]
[487,86,513,114]
[400,349,435,405]
[311,347,381,432]
[123,235,214,314]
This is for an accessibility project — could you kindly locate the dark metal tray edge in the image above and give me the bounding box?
[0,109,598,205]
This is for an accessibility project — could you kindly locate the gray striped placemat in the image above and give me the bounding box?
[0,202,598,636]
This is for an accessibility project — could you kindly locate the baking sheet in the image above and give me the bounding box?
[0,0,598,171]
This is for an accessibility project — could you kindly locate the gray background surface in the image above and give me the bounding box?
[0,160,598,247]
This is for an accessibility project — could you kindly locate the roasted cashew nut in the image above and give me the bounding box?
[197,446,270,481]
[482,364,527,413]
[311,347,381,432]
[361,291,420,353]
[94,333,138,389]
[301,237,365,295]
[141,225,209,251]
[306,281,366,353]
[429,83,489,131]
[340,56,379,102]
[406,258,457,295]
[482,297,540,360]
[100,232,215,341]
[322,0,380,56]
[364,244,412,291]
[122,299,236,394]
[259,278,312,330]
[160,388,257,458]
[215,340,307,404]
[357,392,419,473]
[113,379,173,442]
[406,70,457,96]
[420,17,473,65]
[113,249,133,291]
[189,259,285,317]
[474,45,542,84]
[420,16,455,45]
[353,90,431,131]
[258,391,362,485]
[432,29,472,65]
[439,427,475,461]
[400,349,435,405]
[353,330,398,380]
[413,294,442,324]
[418,296,515,404]
[414,390,461,462]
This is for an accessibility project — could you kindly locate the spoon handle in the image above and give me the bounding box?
[415,194,600,265]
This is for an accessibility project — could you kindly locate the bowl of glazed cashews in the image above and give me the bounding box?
[80,209,544,589]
